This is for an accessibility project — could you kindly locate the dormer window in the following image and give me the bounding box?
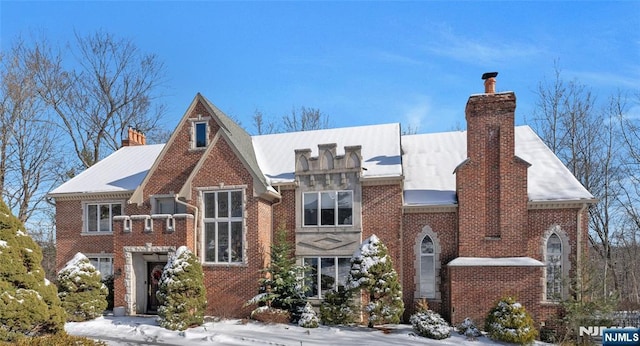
[195,122,207,148]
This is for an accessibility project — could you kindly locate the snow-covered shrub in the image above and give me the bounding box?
[156,246,207,331]
[247,227,307,323]
[13,333,106,345]
[457,317,482,340]
[410,309,451,339]
[346,234,404,328]
[57,252,108,321]
[320,286,358,325]
[250,306,291,324]
[0,200,66,342]
[485,297,537,344]
[298,302,319,328]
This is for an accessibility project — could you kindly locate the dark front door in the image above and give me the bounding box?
[147,262,165,314]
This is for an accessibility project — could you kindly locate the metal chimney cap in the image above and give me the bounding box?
[482,72,498,80]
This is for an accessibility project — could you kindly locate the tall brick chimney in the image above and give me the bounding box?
[455,73,530,257]
[121,127,146,147]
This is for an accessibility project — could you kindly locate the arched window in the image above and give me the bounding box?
[419,235,436,298]
[546,233,563,301]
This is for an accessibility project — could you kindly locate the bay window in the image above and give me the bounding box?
[303,191,353,226]
[304,257,351,299]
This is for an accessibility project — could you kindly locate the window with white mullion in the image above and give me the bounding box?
[303,191,353,227]
[86,203,121,233]
[304,257,350,299]
[204,190,244,264]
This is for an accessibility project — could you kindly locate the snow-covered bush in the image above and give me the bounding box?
[57,252,108,321]
[410,309,451,339]
[298,302,319,328]
[0,200,66,342]
[346,234,404,328]
[457,317,482,340]
[247,227,307,323]
[156,246,207,331]
[485,297,538,344]
[320,286,358,325]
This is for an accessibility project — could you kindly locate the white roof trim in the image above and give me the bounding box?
[447,257,545,267]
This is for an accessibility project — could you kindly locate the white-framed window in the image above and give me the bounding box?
[195,122,207,148]
[152,197,187,215]
[303,191,353,227]
[87,255,114,279]
[419,235,435,298]
[414,225,441,300]
[546,233,563,301]
[85,203,122,233]
[303,257,351,299]
[203,190,244,264]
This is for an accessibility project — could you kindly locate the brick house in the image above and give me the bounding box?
[49,76,594,327]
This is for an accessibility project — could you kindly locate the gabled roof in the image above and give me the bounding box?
[252,123,403,184]
[402,125,595,205]
[48,144,164,196]
[177,95,274,199]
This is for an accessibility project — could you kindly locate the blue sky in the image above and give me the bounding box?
[1,1,639,134]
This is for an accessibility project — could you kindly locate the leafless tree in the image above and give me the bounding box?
[0,38,63,224]
[531,65,624,296]
[31,30,167,169]
[282,106,329,132]
[252,109,277,135]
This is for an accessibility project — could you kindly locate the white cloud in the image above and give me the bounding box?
[401,97,431,133]
[424,25,543,66]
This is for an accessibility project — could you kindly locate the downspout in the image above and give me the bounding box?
[576,203,588,301]
[175,196,199,257]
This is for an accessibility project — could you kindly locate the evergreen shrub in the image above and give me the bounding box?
[156,246,207,331]
[319,286,357,325]
[57,252,108,321]
[485,297,538,344]
[0,201,66,342]
[297,302,319,328]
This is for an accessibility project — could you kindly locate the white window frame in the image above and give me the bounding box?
[202,189,245,264]
[86,254,114,279]
[303,190,353,227]
[414,225,441,300]
[303,256,351,299]
[543,225,571,302]
[83,202,123,234]
[189,116,211,150]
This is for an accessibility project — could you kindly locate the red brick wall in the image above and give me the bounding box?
[401,211,458,319]
[448,265,544,326]
[55,199,115,270]
[361,183,403,266]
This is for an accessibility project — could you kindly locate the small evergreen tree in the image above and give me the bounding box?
[156,246,207,331]
[346,234,404,328]
[297,302,319,328]
[0,200,66,342]
[57,252,108,321]
[320,286,357,325]
[485,297,538,344]
[248,226,307,323]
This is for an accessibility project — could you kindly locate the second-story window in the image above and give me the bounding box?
[303,191,353,227]
[195,122,208,148]
[203,190,244,263]
[86,203,122,233]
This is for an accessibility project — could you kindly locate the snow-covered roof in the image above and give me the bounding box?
[447,257,545,267]
[402,125,594,205]
[252,123,402,184]
[49,144,165,196]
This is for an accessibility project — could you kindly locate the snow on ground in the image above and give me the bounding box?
[66,315,548,346]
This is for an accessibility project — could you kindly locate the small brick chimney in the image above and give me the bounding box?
[121,127,146,147]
